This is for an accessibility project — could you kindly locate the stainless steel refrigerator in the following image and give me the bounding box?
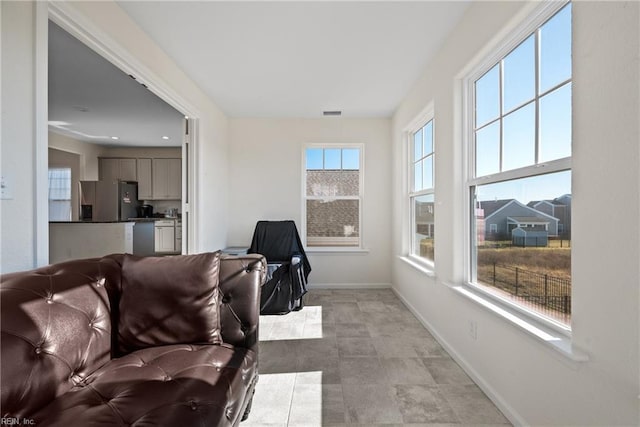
[79,180,140,221]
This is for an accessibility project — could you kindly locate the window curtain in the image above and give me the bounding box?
[48,168,72,221]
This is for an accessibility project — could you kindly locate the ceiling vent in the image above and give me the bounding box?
[323,110,342,117]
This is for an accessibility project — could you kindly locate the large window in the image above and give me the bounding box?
[410,119,435,263]
[304,146,362,248]
[48,168,72,221]
[467,3,572,326]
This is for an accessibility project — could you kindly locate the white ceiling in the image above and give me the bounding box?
[48,1,471,147]
[48,22,184,147]
[117,1,471,118]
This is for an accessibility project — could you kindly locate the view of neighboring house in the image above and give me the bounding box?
[476,197,571,245]
[415,198,434,237]
[528,194,572,237]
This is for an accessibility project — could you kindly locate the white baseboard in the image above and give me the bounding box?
[307,282,392,289]
[391,287,526,427]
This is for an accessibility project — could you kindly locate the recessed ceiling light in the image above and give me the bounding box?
[162,136,170,140]
[111,136,119,140]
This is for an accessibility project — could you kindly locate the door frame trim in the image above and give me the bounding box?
[41,2,201,256]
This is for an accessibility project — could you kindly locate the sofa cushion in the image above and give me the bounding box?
[0,257,121,419]
[32,343,257,426]
[118,252,222,354]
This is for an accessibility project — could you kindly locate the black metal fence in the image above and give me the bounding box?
[480,263,572,317]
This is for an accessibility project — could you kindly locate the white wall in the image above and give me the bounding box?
[391,1,639,426]
[228,118,392,286]
[0,0,232,274]
[48,131,104,180]
[56,1,230,254]
[1,2,40,273]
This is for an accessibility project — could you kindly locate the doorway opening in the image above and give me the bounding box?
[46,15,198,262]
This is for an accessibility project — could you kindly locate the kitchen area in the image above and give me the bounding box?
[47,20,186,264]
[49,153,184,263]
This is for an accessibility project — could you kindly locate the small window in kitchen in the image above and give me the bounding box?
[48,168,72,221]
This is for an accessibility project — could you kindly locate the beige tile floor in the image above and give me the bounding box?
[243,289,511,427]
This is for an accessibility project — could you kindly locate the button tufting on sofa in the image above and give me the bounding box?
[1,253,266,426]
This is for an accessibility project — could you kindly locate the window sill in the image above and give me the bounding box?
[399,255,436,277]
[449,284,589,363]
[305,247,370,254]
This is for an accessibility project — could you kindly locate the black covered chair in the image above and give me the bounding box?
[248,220,311,315]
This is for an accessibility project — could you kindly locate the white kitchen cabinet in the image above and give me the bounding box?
[99,158,119,183]
[136,158,153,200]
[167,159,181,199]
[154,220,176,253]
[152,158,181,200]
[99,158,137,182]
[119,159,137,181]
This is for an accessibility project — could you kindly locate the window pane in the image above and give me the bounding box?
[306,148,323,170]
[472,170,571,325]
[422,156,433,190]
[413,194,434,262]
[503,35,535,112]
[413,128,423,162]
[342,149,360,170]
[503,102,535,171]
[324,149,341,169]
[539,3,572,93]
[475,65,500,127]
[49,200,71,221]
[539,82,571,162]
[423,121,433,155]
[307,170,359,197]
[48,168,72,222]
[306,199,359,247]
[475,121,500,177]
[414,160,423,192]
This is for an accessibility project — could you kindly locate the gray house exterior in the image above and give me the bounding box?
[527,194,572,237]
[480,199,560,241]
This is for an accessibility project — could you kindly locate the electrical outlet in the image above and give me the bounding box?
[468,320,477,340]
[0,175,13,200]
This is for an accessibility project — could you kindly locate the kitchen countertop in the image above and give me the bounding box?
[50,218,181,224]
[129,217,181,222]
[50,220,135,224]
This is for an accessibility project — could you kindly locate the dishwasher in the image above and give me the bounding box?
[132,221,155,256]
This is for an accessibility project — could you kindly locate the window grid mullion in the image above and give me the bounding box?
[499,60,505,174]
[534,28,541,165]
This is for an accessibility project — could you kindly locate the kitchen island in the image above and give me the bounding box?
[49,221,134,264]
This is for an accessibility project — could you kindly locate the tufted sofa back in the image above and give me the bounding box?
[218,254,266,352]
[1,253,265,419]
[0,257,121,418]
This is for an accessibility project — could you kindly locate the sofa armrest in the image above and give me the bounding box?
[218,254,266,352]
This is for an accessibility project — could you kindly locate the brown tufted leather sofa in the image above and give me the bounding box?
[0,252,266,427]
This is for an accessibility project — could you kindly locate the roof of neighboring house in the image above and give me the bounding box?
[477,199,513,217]
[507,216,552,224]
[483,199,560,223]
[527,194,572,208]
